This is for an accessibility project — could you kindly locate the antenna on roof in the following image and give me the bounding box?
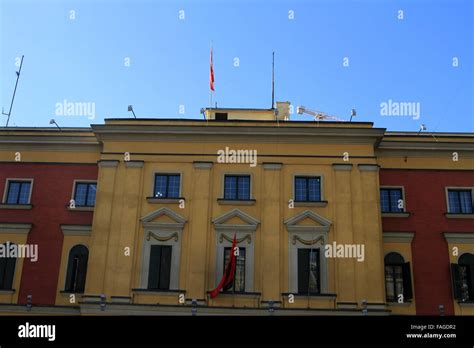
[271,51,275,109]
[297,105,345,122]
[128,105,137,118]
[49,119,61,130]
[350,109,356,122]
[417,124,427,135]
[2,55,24,127]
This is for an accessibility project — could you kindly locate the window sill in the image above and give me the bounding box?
[132,288,186,295]
[282,292,337,299]
[208,291,261,299]
[0,204,32,210]
[294,201,328,207]
[382,212,410,218]
[0,289,15,294]
[146,197,184,204]
[67,206,94,212]
[386,301,412,306]
[217,199,256,206]
[60,290,84,295]
[445,213,474,219]
[458,301,474,306]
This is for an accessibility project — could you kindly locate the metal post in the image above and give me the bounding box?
[3,55,24,127]
[100,294,106,311]
[361,300,368,316]
[26,294,32,311]
[438,304,445,316]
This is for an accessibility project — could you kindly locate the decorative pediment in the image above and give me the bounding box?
[141,207,187,230]
[284,210,332,233]
[212,209,260,232]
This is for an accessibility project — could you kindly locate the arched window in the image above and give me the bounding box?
[384,252,412,302]
[451,253,474,302]
[64,245,89,293]
[0,242,16,290]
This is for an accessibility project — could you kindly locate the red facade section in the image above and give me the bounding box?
[380,169,474,315]
[0,163,97,305]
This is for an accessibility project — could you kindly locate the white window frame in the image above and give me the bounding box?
[284,210,332,294]
[292,173,324,201]
[221,172,253,200]
[71,180,97,206]
[445,187,474,213]
[151,172,183,198]
[2,178,34,204]
[139,208,186,290]
[380,185,407,212]
[215,232,255,292]
[289,233,328,294]
[212,209,260,293]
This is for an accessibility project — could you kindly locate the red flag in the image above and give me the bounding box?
[210,47,215,92]
[209,234,237,298]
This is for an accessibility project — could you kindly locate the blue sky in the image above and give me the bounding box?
[1,0,472,132]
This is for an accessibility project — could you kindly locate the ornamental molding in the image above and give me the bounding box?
[443,232,474,244]
[147,231,179,243]
[284,210,332,233]
[212,208,260,232]
[219,233,252,244]
[141,207,187,230]
[292,235,325,246]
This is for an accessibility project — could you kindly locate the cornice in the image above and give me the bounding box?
[91,124,386,145]
[378,140,474,152]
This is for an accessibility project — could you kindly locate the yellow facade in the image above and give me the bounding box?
[74,118,389,315]
[0,114,473,316]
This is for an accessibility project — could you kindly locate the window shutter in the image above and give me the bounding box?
[468,265,474,301]
[64,254,75,291]
[298,249,309,294]
[450,263,463,300]
[159,246,172,290]
[148,245,162,289]
[3,257,16,290]
[402,262,413,300]
[75,252,89,292]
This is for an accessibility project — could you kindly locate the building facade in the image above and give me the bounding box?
[0,106,473,315]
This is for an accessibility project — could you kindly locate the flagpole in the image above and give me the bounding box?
[307,248,312,309]
[232,243,236,308]
[209,41,213,116]
[271,51,275,109]
[232,265,235,308]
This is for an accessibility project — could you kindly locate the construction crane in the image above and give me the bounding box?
[296,105,345,122]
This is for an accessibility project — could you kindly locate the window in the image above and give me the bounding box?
[74,182,97,207]
[297,248,320,294]
[215,112,228,121]
[223,247,246,292]
[451,253,474,302]
[0,243,16,290]
[65,245,89,293]
[295,176,321,202]
[5,180,31,205]
[154,174,180,199]
[384,252,412,302]
[448,189,473,214]
[380,188,404,213]
[148,245,172,290]
[224,175,250,200]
